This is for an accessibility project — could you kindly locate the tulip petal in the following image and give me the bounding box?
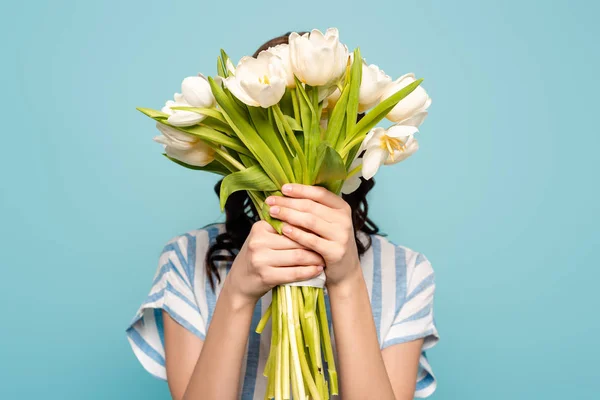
[182,76,215,108]
[153,135,169,147]
[341,174,361,194]
[165,141,215,167]
[167,111,204,127]
[341,157,363,194]
[224,77,260,107]
[398,111,428,127]
[240,78,286,108]
[156,122,197,143]
[386,124,419,139]
[384,138,419,165]
[361,146,387,180]
[359,127,385,152]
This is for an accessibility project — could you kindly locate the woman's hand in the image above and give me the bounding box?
[265,183,361,287]
[225,220,325,306]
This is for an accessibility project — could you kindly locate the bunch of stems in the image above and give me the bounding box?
[256,286,338,400]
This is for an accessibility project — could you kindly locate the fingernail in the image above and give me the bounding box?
[269,206,280,215]
[265,197,275,205]
[282,184,292,194]
[283,225,292,234]
[317,266,324,272]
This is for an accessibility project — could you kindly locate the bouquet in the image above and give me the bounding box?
[138,28,431,400]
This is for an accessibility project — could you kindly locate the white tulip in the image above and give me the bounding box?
[289,28,348,87]
[360,125,419,180]
[265,44,295,88]
[154,122,215,167]
[324,60,390,113]
[161,75,215,127]
[341,157,363,194]
[224,52,287,108]
[380,73,431,126]
[181,75,216,108]
[358,62,392,112]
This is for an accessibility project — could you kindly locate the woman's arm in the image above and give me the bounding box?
[328,268,424,399]
[163,282,255,400]
[266,183,424,400]
[162,221,326,400]
[165,282,256,400]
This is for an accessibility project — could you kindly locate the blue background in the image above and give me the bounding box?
[1,0,598,398]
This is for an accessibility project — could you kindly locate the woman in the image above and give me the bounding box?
[126,33,439,400]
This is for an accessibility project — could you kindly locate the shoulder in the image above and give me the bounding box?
[156,223,227,280]
[159,223,226,257]
[366,233,434,275]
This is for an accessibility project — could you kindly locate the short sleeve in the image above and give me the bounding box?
[382,251,439,398]
[125,236,207,380]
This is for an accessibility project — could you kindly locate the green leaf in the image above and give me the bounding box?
[163,154,230,176]
[345,48,363,140]
[351,78,423,140]
[137,107,168,119]
[176,124,253,156]
[314,143,347,185]
[201,117,235,137]
[260,202,283,234]
[217,56,226,78]
[169,107,228,124]
[220,165,277,210]
[326,84,350,149]
[284,115,302,131]
[209,77,289,187]
[248,107,295,181]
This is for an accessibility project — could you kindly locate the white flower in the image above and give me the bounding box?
[162,75,216,127]
[181,75,216,108]
[324,60,390,113]
[360,125,419,180]
[380,73,431,126]
[289,28,348,87]
[341,157,363,194]
[358,62,392,112]
[224,52,287,108]
[265,44,295,88]
[154,122,215,167]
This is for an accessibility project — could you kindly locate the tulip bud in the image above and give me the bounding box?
[181,75,216,108]
[224,52,287,108]
[381,73,431,125]
[288,28,348,88]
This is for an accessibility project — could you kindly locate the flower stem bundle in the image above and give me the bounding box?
[137,28,431,399]
[257,286,335,399]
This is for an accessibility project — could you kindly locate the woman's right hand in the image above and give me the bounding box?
[225,220,325,305]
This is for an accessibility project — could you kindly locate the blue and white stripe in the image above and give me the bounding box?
[126,223,439,398]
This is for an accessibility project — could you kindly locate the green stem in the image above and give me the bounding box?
[266,290,278,399]
[213,147,245,171]
[285,286,306,400]
[273,104,308,184]
[293,287,322,400]
[275,288,283,400]
[318,289,338,395]
[255,301,272,334]
[290,88,301,124]
[340,133,365,159]
[281,287,290,399]
[347,163,362,178]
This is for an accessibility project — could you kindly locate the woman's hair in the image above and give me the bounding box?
[205,32,381,290]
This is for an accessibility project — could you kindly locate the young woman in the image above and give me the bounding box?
[126,33,439,400]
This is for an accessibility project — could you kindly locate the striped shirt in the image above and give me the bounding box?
[126,223,439,398]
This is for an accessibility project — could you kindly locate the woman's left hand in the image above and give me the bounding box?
[265,183,361,287]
